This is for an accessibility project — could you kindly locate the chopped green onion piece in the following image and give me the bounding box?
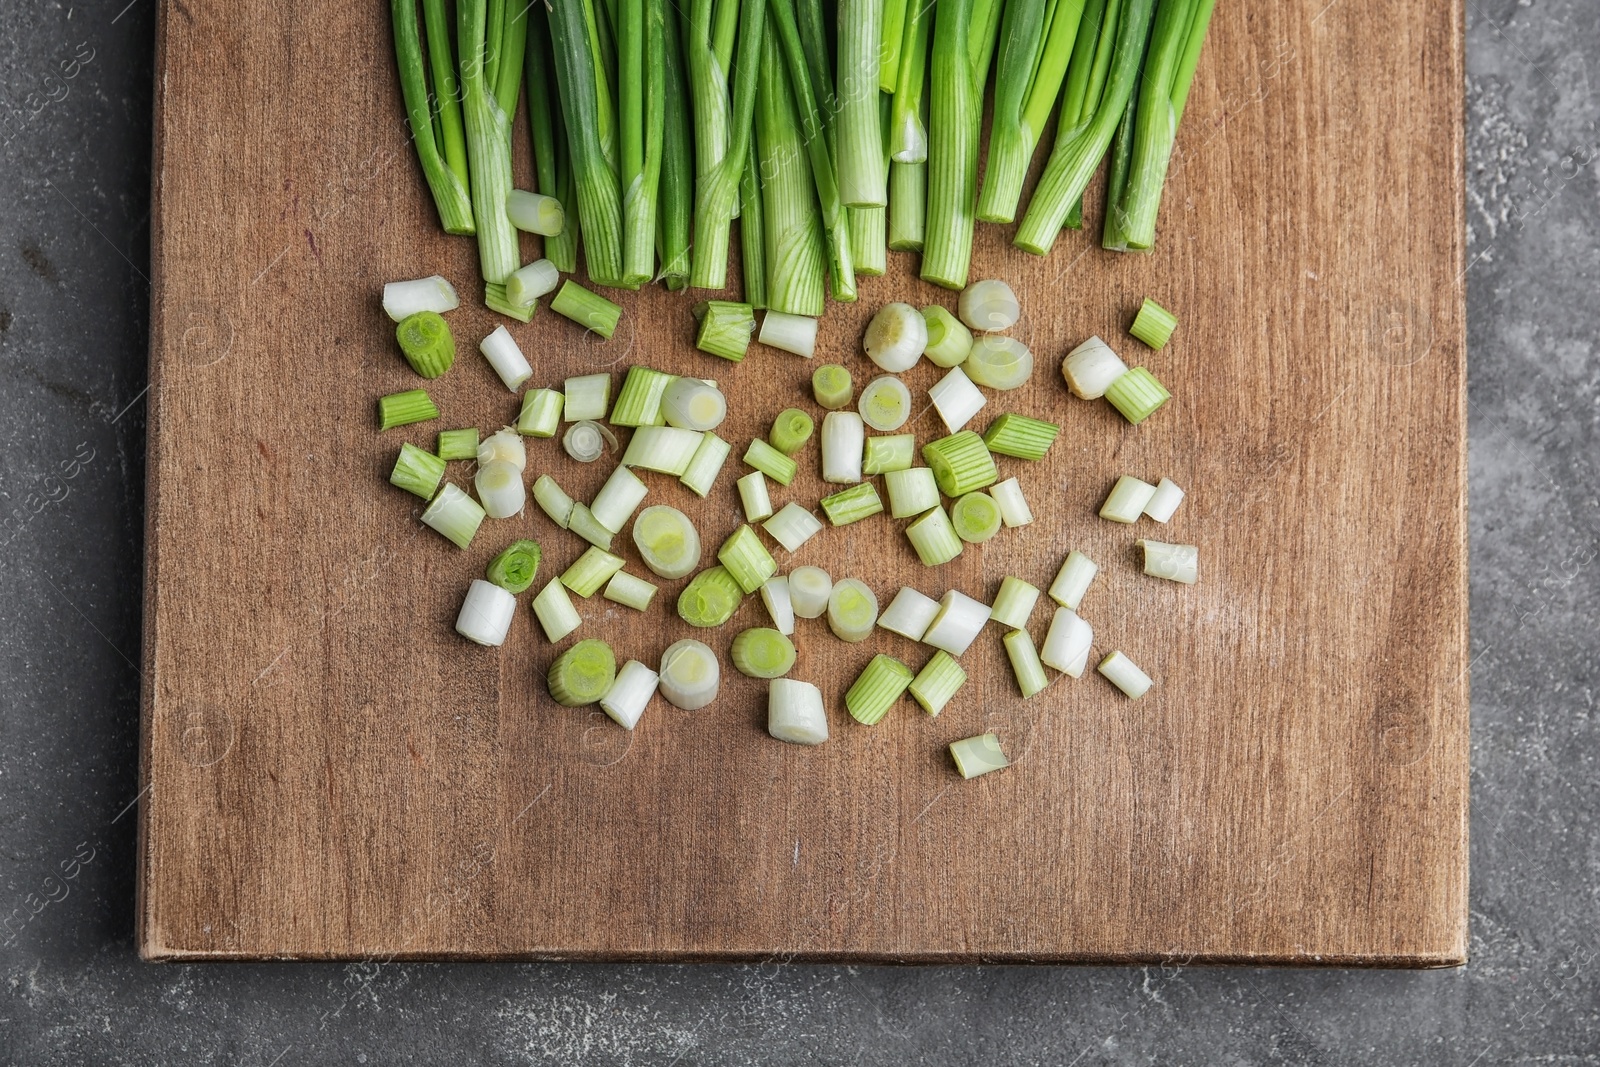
[395,311,456,379]
[731,627,797,678]
[929,366,986,433]
[533,474,576,529]
[551,281,623,339]
[910,650,966,715]
[567,503,615,550]
[760,576,796,635]
[812,364,854,410]
[486,538,542,594]
[659,638,721,709]
[1003,628,1050,698]
[516,389,563,438]
[922,590,991,655]
[836,0,887,208]
[1098,650,1153,699]
[477,427,526,469]
[1138,538,1198,584]
[758,311,819,357]
[437,427,479,461]
[989,576,1040,630]
[1100,475,1158,523]
[419,483,485,548]
[763,502,824,551]
[562,546,627,597]
[922,305,974,367]
[484,282,536,323]
[1061,336,1129,399]
[858,375,913,432]
[717,524,778,593]
[680,433,732,497]
[922,431,999,496]
[990,477,1034,527]
[694,301,758,361]
[963,335,1035,390]
[456,579,516,646]
[863,302,928,372]
[950,492,1002,543]
[982,413,1060,460]
[383,276,460,321]
[1130,298,1178,349]
[1049,550,1098,610]
[738,471,774,522]
[827,579,880,642]
[957,279,1022,333]
[378,389,439,431]
[744,438,798,486]
[820,483,884,527]
[632,505,702,579]
[769,408,815,456]
[768,677,828,744]
[886,467,942,519]
[474,459,525,519]
[922,0,979,289]
[621,425,703,475]
[548,639,617,707]
[507,191,566,236]
[563,373,611,422]
[1041,606,1093,676]
[878,586,941,641]
[610,366,675,427]
[862,434,916,475]
[590,465,650,533]
[949,733,1009,779]
[1104,367,1171,425]
[390,443,446,499]
[563,420,612,463]
[678,565,746,627]
[505,258,562,305]
[480,326,533,390]
[662,378,728,431]
[818,411,864,484]
[600,659,659,729]
[531,577,582,642]
[788,565,833,619]
[846,654,913,725]
[1144,477,1186,522]
[889,160,927,250]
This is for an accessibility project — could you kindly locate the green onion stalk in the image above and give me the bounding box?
[849,94,894,277]
[754,31,827,315]
[879,0,909,92]
[836,0,886,208]
[690,0,766,290]
[887,0,931,163]
[526,1,579,271]
[1100,71,1141,249]
[1013,0,1155,255]
[1065,0,1123,228]
[657,3,694,288]
[458,0,524,283]
[739,124,768,308]
[922,0,979,290]
[969,0,1005,90]
[391,0,475,235]
[685,0,730,270]
[619,0,667,286]
[549,0,626,286]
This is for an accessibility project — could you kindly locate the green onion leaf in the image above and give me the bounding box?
[486,538,542,593]
[378,389,439,431]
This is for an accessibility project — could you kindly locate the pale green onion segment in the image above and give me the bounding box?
[1098,650,1153,699]
[532,577,582,642]
[858,376,912,432]
[477,427,527,469]
[680,433,732,497]
[878,586,941,642]
[886,467,941,519]
[731,627,797,678]
[764,502,824,552]
[788,566,833,619]
[950,492,1002,543]
[1138,539,1198,584]
[910,650,966,716]
[768,677,828,745]
[759,311,819,357]
[836,0,888,208]
[812,364,853,410]
[564,372,613,422]
[822,411,865,484]
[862,434,916,475]
[922,590,992,656]
[551,281,623,339]
[922,305,974,368]
[662,377,728,431]
[604,570,659,611]
[1061,336,1129,399]
[718,524,778,593]
[957,280,1021,333]
[421,483,485,548]
[437,427,479,461]
[622,426,704,475]
[1041,606,1092,676]
[846,654,913,725]
[1004,629,1050,699]
[982,414,1060,460]
[611,366,676,427]
[827,579,879,642]
[1144,477,1186,522]
[591,466,649,533]
[949,733,1009,779]
[391,443,446,500]
[479,326,533,391]
[923,431,998,496]
[695,300,759,362]
[563,420,613,463]
[567,503,615,550]
[1105,366,1171,425]
[548,639,617,707]
[1100,475,1158,523]
[516,389,564,437]
[600,659,659,729]
[989,576,1041,631]
[506,258,561,306]
[658,638,721,709]
[769,408,815,456]
[378,389,439,431]
[484,282,536,323]
[533,474,576,529]
[744,438,799,486]
[678,565,745,627]
[507,191,566,235]
[906,506,963,566]
[820,483,884,526]
[395,311,455,379]
[929,367,986,433]
[760,576,796,635]
[383,275,459,321]
[562,546,627,597]
[474,459,525,519]
[1049,550,1098,610]
[455,579,516,646]
[1130,297,1178,349]
[863,302,928,372]
[738,471,774,522]
[963,335,1034,390]
[486,538,541,594]
[632,505,702,579]
[990,477,1034,527]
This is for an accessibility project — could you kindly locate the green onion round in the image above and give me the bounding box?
[548,639,617,707]
[730,627,797,679]
[769,408,815,457]
[950,492,1002,543]
[677,566,745,628]
[485,539,542,594]
[395,311,456,379]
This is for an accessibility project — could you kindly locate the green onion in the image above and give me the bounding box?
[975,0,1052,222]
[420,483,485,548]
[910,650,966,715]
[950,491,1002,542]
[731,627,797,678]
[963,336,1035,390]
[533,474,576,528]
[600,658,659,728]
[849,205,888,278]
[526,1,579,272]
[659,638,721,708]
[763,502,824,551]
[477,427,526,469]
[663,378,729,430]
[738,471,774,522]
[603,570,659,611]
[562,373,611,422]
[1060,335,1129,398]
[885,467,941,518]
[437,427,479,460]
[827,579,880,642]
[516,389,564,437]
[532,576,582,641]
[1041,606,1092,675]
[958,278,1021,331]
[768,677,828,744]
[548,639,618,707]
[1144,476,1185,522]
[761,576,796,634]
[982,413,1060,459]
[717,524,778,593]
[788,565,833,618]
[690,0,766,290]
[694,301,757,362]
[610,366,674,427]
[1104,366,1171,424]
[632,504,703,578]
[623,425,704,474]
[922,305,974,367]
[990,476,1034,527]
[759,311,820,357]
[456,578,516,646]
[546,0,625,285]
[970,0,1005,84]
[1137,538,1198,584]
[507,191,566,235]
[378,389,439,431]
[820,483,884,526]
[862,434,916,475]
[878,586,941,641]
[473,459,525,518]
[679,432,732,497]
[390,443,446,499]
[1048,549,1098,610]
[1052,0,1110,231]
[812,364,854,410]
[769,408,815,457]
[395,311,456,379]
[888,160,927,250]
[1098,649,1152,698]
[744,438,799,486]
[905,506,963,566]
[930,366,986,432]
[567,503,617,550]
[922,431,998,496]
[1100,474,1157,522]
[506,258,562,306]
[888,0,931,161]
[656,1,693,287]
[949,733,1009,778]
[479,325,534,390]
[486,538,542,593]
[591,465,649,533]
[880,0,910,91]
[1003,628,1050,698]
[619,0,666,287]
[923,0,979,289]
[1129,297,1178,349]
[845,654,912,725]
[383,275,460,321]
[858,376,913,432]
[821,411,865,483]
[457,0,522,283]
[562,546,627,596]
[923,590,992,655]
[563,420,613,463]
[390,0,474,235]
[484,282,536,322]
[678,565,746,627]
[1100,77,1142,250]
[989,576,1040,630]
[836,0,887,208]
[551,281,623,339]
[739,143,767,309]
[754,31,829,316]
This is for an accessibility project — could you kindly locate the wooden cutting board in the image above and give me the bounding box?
[138,0,1467,963]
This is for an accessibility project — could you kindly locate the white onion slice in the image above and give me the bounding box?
[455,579,516,646]
[658,639,720,710]
[863,302,927,371]
[383,275,459,321]
[958,279,1020,333]
[473,460,525,519]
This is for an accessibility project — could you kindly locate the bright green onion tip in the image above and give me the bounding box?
[812,364,853,410]
[1105,367,1172,425]
[389,442,446,499]
[484,282,536,323]
[744,438,799,486]
[950,492,1002,543]
[694,301,757,362]
[678,566,746,628]
[485,539,541,594]
[550,281,623,339]
[1130,298,1178,350]
[820,483,884,526]
[717,525,778,594]
[377,389,439,431]
[981,413,1060,460]
[548,639,617,707]
[436,428,478,460]
[921,431,998,497]
[395,311,456,379]
[731,627,797,679]
[769,408,815,457]
[846,654,914,726]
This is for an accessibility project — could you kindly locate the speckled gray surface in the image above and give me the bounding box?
[1,1,1596,1063]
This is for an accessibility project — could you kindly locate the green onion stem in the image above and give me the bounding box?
[378,389,439,430]
[656,3,693,287]
[492,0,528,119]
[879,0,909,92]
[678,565,746,627]
[1130,296,1179,348]
[820,482,884,526]
[846,654,913,725]
[390,442,447,499]
[694,300,758,361]
[888,0,931,161]
[690,0,765,289]
[619,0,666,286]
[1100,74,1142,249]
[888,158,927,251]
[974,0,1051,223]
[755,28,828,316]
[836,0,886,208]
[551,281,623,338]
[922,430,999,496]
[395,311,456,378]
[548,0,626,285]
[391,0,475,235]
[1058,0,1115,228]
[738,131,767,309]
[458,0,520,282]
[769,408,815,456]
[812,364,853,409]
[731,627,797,678]
[1120,0,1213,248]
[981,413,1061,459]
[437,427,479,460]
[922,0,979,290]
[526,2,580,271]
[1104,366,1171,424]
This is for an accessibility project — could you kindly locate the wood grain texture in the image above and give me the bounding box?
[137,0,1467,963]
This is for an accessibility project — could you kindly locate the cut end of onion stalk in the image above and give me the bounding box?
[863,302,928,372]
[1061,336,1129,399]
[768,678,828,745]
[921,590,991,656]
[1100,475,1158,523]
[1049,551,1098,611]
[929,367,986,433]
[879,587,942,642]
[394,311,455,379]
[858,375,913,431]
[1143,477,1186,523]
[769,408,815,456]
[963,335,1034,390]
[505,258,562,306]
[474,459,526,519]
[821,412,865,484]
[548,639,617,707]
[599,659,659,729]
[658,639,720,710]
[390,443,446,500]
[760,577,796,635]
[1041,607,1093,677]
[420,483,485,549]
[478,326,533,391]
[909,650,966,716]
[1138,539,1199,584]
[921,305,974,368]
[383,275,459,321]
[662,378,729,431]
[846,654,914,725]
[732,627,797,679]
[827,579,879,643]
[788,566,833,619]
[759,311,819,358]
[958,279,1020,333]
[632,505,702,580]
[477,427,527,470]
[485,539,541,594]
[949,734,1009,779]
[562,420,615,464]
[678,566,746,628]
[455,579,516,646]
[812,364,853,409]
[1098,651,1153,699]
[506,191,567,237]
